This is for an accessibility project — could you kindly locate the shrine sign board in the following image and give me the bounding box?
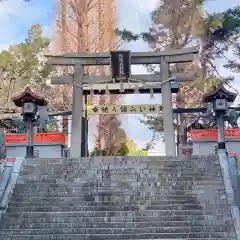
[86,104,162,115]
[110,51,131,82]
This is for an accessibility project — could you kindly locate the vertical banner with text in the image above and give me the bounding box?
[110,51,131,82]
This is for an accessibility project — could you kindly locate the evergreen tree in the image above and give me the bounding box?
[117,1,240,144]
[219,7,240,72]
[0,24,51,108]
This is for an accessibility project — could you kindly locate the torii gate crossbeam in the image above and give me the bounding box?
[46,46,199,158]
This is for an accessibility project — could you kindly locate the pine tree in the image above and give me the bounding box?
[219,7,240,72]
[117,1,240,148]
[0,24,51,108]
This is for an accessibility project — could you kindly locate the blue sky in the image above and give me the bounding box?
[0,0,239,148]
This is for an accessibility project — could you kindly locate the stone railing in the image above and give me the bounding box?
[0,158,24,218]
[218,150,240,240]
[227,155,240,208]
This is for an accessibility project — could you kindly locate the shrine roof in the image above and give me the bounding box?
[203,84,237,103]
[12,87,48,107]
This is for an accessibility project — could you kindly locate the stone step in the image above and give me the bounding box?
[21,164,211,171]
[19,168,221,176]
[11,190,225,198]
[16,177,224,184]
[18,169,223,176]
[23,159,213,166]
[24,156,218,165]
[16,179,224,186]
[24,158,64,163]
[68,156,218,164]
[12,190,225,197]
[0,225,233,235]
[18,176,223,183]
[0,237,236,240]
[10,199,227,207]
[21,163,221,171]
[14,182,224,191]
[1,209,230,218]
[11,189,226,198]
[16,179,58,184]
[7,202,226,213]
[18,169,222,177]
[1,214,231,225]
[21,162,220,170]
[20,158,221,165]
[11,194,221,202]
[13,181,225,191]
[14,185,213,192]
[22,162,211,169]
[2,220,232,229]
[17,175,223,182]
[19,171,222,179]
[16,179,223,188]
[0,232,235,239]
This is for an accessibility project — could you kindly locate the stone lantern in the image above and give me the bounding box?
[12,87,48,158]
[203,84,237,152]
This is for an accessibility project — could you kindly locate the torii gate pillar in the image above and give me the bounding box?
[161,60,176,156]
[71,64,84,158]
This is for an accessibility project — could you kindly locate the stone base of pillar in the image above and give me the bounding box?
[26,146,34,158]
[218,142,226,150]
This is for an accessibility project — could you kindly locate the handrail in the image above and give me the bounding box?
[0,160,14,210]
[227,156,240,208]
[0,158,23,214]
[218,150,240,239]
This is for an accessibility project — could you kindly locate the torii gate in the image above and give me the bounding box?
[46,46,199,158]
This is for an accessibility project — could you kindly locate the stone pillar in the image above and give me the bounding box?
[83,94,89,157]
[70,64,84,158]
[26,116,34,158]
[217,115,226,151]
[68,118,71,148]
[161,60,176,156]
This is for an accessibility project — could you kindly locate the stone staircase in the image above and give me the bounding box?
[0,156,237,239]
